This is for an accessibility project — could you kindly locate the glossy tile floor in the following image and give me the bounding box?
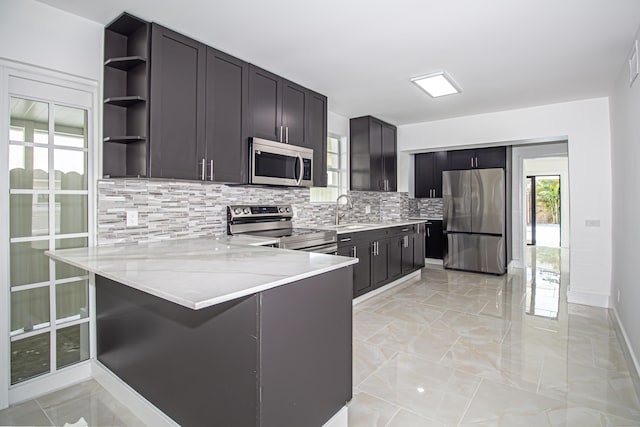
[2,247,639,426]
[0,380,144,426]
[349,247,640,426]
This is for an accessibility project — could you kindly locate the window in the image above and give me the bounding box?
[310,134,348,203]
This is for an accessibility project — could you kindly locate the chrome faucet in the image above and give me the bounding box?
[335,194,353,225]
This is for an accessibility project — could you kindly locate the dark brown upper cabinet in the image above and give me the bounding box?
[350,116,397,192]
[448,146,506,170]
[205,47,249,183]
[103,14,328,185]
[247,66,283,142]
[248,65,307,146]
[415,151,448,198]
[248,64,327,187]
[149,23,206,180]
[307,91,328,187]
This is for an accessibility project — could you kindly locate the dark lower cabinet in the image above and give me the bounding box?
[338,241,372,297]
[414,223,426,268]
[96,267,352,427]
[260,269,352,427]
[205,47,249,183]
[401,232,415,274]
[426,220,444,259]
[340,224,426,298]
[149,23,206,180]
[388,235,403,280]
[372,238,389,288]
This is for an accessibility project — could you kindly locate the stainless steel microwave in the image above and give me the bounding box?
[249,137,313,187]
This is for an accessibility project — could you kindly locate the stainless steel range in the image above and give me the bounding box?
[227,205,337,254]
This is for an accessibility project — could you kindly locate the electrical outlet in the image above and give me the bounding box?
[292,207,298,218]
[126,210,139,227]
[365,205,371,214]
[617,289,621,304]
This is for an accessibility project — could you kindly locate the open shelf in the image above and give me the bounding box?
[103,12,150,178]
[103,136,145,143]
[104,96,146,107]
[104,56,146,71]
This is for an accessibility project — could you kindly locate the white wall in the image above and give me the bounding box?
[328,111,349,137]
[609,27,640,375]
[398,98,612,307]
[1,0,103,81]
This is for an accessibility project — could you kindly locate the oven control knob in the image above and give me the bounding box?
[286,207,291,213]
[279,207,284,213]
[234,208,242,215]
[243,208,250,214]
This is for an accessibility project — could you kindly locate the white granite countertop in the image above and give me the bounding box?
[318,219,428,234]
[408,216,443,221]
[46,237,357,310]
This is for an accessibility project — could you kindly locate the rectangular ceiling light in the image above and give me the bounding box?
[411,72,461,98]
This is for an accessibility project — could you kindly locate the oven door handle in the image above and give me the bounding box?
[295,153,303,186]
[299,242,338,254]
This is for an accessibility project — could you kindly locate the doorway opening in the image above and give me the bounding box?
[526,175,561,247]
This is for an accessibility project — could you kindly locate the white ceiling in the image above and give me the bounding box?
[37,0,640,125]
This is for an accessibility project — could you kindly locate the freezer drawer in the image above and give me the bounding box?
[444,233,505,275]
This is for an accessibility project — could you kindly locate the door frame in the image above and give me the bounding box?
[526,176,537,246]
[526,174,562,248]
[0,59,99,409]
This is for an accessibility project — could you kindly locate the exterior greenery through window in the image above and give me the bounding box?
[310,135,348,203]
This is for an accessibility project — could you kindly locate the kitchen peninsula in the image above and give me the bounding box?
[47,237,357,427]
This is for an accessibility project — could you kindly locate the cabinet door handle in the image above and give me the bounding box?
[340,237,352,242]
[280,125,283,142]
[471,157,474,168]
[475,157,478,168]
[401,228,409,232]
[209,160,214,181]
[375,241,379,256]
[286,126,289,144]
[427,227,430,237]
[200,158,206,180]
[353,246,357,258]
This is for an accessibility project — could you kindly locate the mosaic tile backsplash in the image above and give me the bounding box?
[408,198,444,219]
[97,179,412,246]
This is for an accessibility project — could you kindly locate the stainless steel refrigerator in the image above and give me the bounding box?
[442,168,506,275]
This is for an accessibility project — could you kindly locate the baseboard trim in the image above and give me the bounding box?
[323,406,348,427]
[9,361,91,406]
[610,307,640,400]
[91,360,178,427]
[567,289,610,308]
[425,258,443,267]
[353,270,421,306]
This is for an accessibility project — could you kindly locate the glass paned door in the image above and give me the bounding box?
[8,97,91,385]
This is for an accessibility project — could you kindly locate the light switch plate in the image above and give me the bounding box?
[126,210,139,227]
[292,207,298,218]
[585,219,600,227]
[365,205,371,214]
